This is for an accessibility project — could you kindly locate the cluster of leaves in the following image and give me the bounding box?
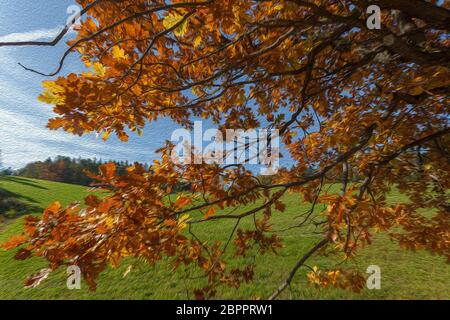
[307,267,367,293]
[0,0,449,298]
[1,154,279,297]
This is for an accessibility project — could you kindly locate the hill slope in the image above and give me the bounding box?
[0,176,449,299]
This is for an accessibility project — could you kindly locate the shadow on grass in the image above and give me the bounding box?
[0,176,48,190]
[0,187,42,219]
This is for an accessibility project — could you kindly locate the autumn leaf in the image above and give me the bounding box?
[205,206,216,219]
[99,162,116,179]
[112,46,128,60]
[162,12,189,36]
[14,248,32,260]
[102,131,111,141]
[43,201,61,220]
[273,3,284,11]
[0,235,27,250]
[92,62,106,76]
[24,268,52,289]
[38,81,65,105]
[193,36,202,48]
[47,118,66,130]
[274,201,286,212]
[178,214,190,229]
[175,196,192,208]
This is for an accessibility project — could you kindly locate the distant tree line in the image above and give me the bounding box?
[16,156,131,186]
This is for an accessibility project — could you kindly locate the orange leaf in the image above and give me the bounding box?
[46,201,61,213]
[99,162,116,179]
[0,235,27,250]
[205,207,216,219]
[175,196,192,208]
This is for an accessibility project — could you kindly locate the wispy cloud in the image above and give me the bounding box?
[0,47,155,169]
[0,25,176,170]
[0,26,65,43]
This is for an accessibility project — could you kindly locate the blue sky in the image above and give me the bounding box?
[0,1,293,172]
[0,0,183,169]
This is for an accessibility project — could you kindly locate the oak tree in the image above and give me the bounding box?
[1,0,449,299]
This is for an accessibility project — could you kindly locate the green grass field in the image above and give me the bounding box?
[0,176,449,300]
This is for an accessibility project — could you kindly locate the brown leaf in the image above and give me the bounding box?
[24,269,51,289]
[14,248,32,260]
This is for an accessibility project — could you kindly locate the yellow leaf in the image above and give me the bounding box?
[93,62,106,77]
[102,131,111,141]
[179,214,190,225]
[273,3,284,11]
[162,12,189,36]
[42,80,65,94]
[193,36,202,48]
[38,81,65,105]
[38,91,63,105]
[112,46,128,60]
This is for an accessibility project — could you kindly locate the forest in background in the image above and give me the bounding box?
[14,156,131,186]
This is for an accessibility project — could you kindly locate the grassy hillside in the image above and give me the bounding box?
[0,176,449,300]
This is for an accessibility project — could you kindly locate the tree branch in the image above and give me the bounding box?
[269,238,329,300]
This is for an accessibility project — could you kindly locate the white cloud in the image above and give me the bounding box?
[0,48,149,169]
[0,42,165,170]
[0,26,66,43]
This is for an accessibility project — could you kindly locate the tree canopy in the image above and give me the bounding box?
[0,0,449,299]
